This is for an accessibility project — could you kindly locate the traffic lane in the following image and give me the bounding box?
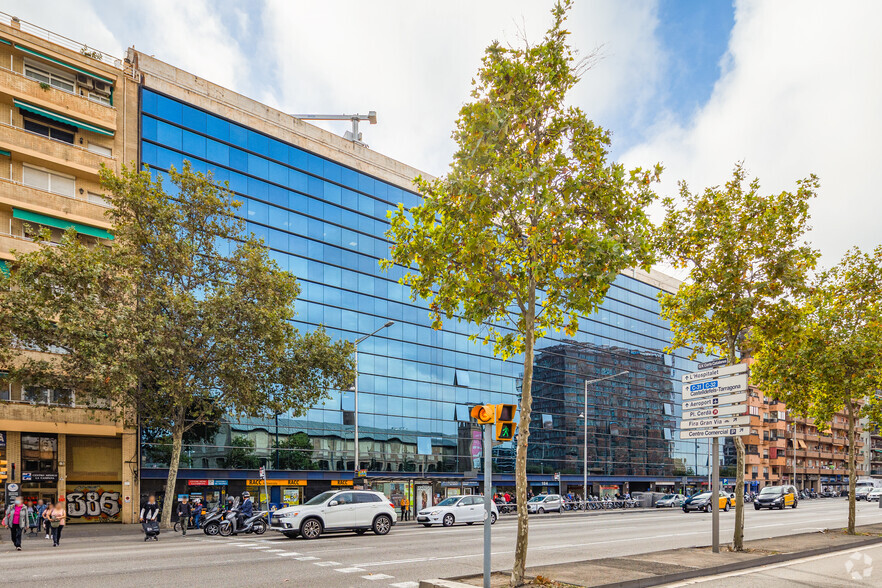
[327,499,882,582]
[1,500,879,588]
[664,543,882,587]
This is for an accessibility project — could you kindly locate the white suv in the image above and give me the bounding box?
[270,490,397,539]
[527,494,563,514]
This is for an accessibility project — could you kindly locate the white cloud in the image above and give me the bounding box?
[621,0,882,264]
[261,0,663,175]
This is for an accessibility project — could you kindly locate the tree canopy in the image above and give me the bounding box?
[383,2,658,584]
[751,246,882,534]
[0,162,354,526]
[657,162,819,550]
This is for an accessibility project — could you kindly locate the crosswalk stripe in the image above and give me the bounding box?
[389,582,419,588]
[275,552,301,557]
[313,561,341,566]
[334,567,366,573]
[361,573,394,580]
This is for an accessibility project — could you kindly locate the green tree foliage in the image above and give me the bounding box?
[224,435,261,470]
[657,163,819,550]
[0,163,354,527]
[382,3,657,583]
[752,246,882,534]
[274,432,318,471]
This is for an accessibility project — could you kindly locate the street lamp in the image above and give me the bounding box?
[353,320,394,473]
[582,370,629,505]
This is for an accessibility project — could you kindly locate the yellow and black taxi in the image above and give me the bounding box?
[754,485,798,510]
[682,492,730,513]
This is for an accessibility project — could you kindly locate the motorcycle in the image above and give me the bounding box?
[219,508,269,537]
[202,502,231,536]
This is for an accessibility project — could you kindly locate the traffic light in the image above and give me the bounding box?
[470,404,496,425]
[495,404,517,441]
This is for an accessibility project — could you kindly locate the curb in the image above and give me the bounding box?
[422,534,882,588]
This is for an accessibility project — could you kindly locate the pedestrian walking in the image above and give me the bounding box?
[42,500,53,539]
[177,496,191,536]
[3,497,28,550]
[400,496,409,521]
[28,501,40,536]
[47,500,66,546]
[140,495,160,541]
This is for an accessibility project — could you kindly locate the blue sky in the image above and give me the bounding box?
[7,1,881,265]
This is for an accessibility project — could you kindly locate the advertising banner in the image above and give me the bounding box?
[66,484,122,524]
[415,484,433,512]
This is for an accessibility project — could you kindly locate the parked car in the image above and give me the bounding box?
[416,495,498,527]
[682,492,730,513]
[655,494,686,508]
[527,494,563,514]
[754,485,798,510]
[867,488,882,502]
[270,490,397,539]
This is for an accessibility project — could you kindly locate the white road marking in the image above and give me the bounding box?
[313,561,341,566]
[263,549,285,553]
[275,552,301,557]
[389,583,419,588]
[334,567,367,573]
[295,556,319,561]
[360,573,394,580]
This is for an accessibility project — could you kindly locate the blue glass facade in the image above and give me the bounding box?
[138,88,709,493]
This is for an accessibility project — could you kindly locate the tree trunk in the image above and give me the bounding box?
[846,400,856,535]
[728,340,745,551]
[733,436,745,550]
[161,406,186,529]
[510,299,536,587]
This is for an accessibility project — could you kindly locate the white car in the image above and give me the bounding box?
[867,488,882,502]
[527,494,563,514]
[270,490,397,539]
[417,495,498,527]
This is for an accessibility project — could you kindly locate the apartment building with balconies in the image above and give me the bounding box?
[0,13,139,523]
[786,411,865,493]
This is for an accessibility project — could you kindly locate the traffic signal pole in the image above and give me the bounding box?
[483,422,492,588]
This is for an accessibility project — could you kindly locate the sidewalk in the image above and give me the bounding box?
[425,522,882,588]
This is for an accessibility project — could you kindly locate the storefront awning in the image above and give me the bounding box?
[13,98,114,137]
[13,208,114,240]
[13,43,114,84]
[0,260,8,277]
[0,149,10,157]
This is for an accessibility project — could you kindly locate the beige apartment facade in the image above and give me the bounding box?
[0,14,139,523]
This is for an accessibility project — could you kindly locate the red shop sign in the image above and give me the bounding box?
[188,480,209,486]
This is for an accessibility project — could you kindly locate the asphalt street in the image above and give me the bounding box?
[2,499,881,587]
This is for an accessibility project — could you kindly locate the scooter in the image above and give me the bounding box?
[219,509,268,537]
[202,503,229,536]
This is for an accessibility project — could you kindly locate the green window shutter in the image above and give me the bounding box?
[13,208,114,240]
[13,43,115,84]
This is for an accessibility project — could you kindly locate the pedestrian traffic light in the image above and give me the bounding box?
[470,404,496,425]
[495,404,517,441]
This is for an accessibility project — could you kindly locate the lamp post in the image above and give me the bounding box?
[581,370,629,506]
[353,320,394,473]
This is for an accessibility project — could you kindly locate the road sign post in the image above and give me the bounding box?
[712,437,720,553]
[483,421,492,588]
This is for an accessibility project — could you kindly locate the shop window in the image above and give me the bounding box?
[21,433,58,474]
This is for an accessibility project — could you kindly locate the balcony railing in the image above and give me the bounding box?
[0,11,122,68]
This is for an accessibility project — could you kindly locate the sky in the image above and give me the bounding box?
[7,0,880,270]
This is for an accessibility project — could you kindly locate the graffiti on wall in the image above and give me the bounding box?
[66,484,122,523]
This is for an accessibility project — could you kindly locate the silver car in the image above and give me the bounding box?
[655,493,686,508]
[527,494,563,514]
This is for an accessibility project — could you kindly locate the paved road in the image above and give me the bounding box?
[664,542,882,587]
[2,499,881,587]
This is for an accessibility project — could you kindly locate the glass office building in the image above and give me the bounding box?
[137,81,711,504]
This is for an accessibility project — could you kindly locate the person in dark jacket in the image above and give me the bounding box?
[237,492,253,532]
[140,495,160,541]
[176,496,191,536]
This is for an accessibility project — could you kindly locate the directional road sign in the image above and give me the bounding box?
[682,363,748,383]
[698,358,728,370]
[683,393,748,411]
[683,404,747,420]
[683,374,749,399]
[681,415,750,430]
[679,426,749,439]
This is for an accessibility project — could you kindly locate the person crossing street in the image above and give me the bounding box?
[3,497,28,551]
[177,496,191,536]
